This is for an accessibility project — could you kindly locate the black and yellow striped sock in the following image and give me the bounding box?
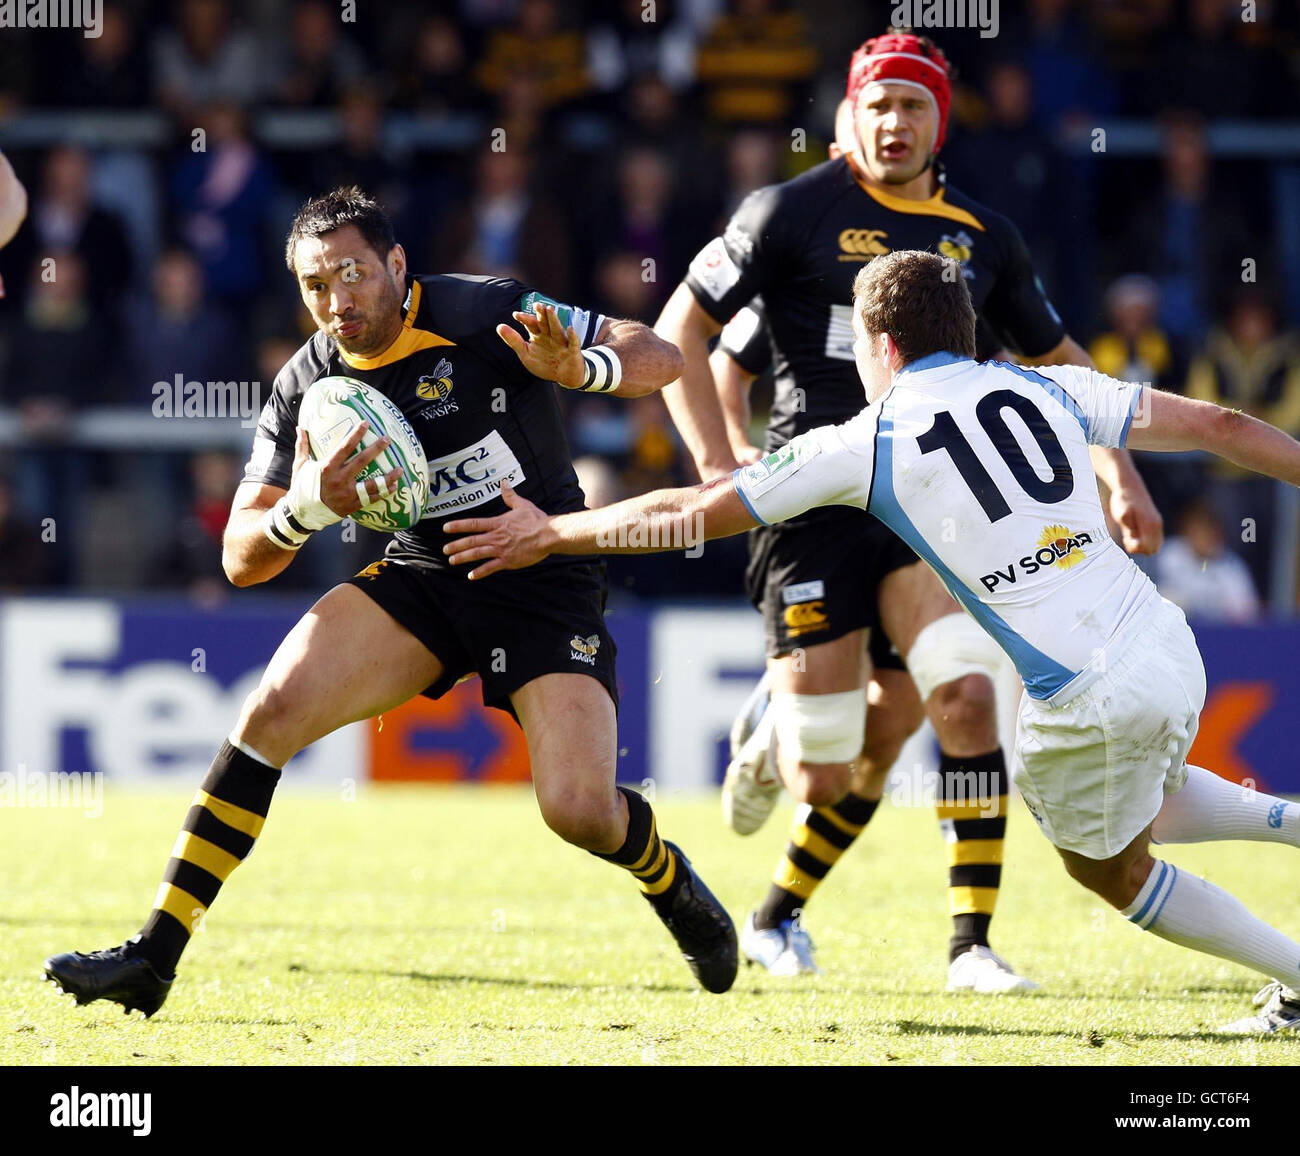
[132,740,280,978]
[937,748,1006,963]
[754,792,880,931]
[594,785,681,905]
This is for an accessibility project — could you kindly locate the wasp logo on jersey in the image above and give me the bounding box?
[938,232,976,279]
[838,228,890,261]
[415,358,458,419]
[979,524,1098,592]
[570,633,601,663]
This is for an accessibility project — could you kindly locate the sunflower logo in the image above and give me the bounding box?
[1039,524,1087,570]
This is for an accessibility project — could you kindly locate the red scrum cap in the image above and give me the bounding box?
[846,33,953,152]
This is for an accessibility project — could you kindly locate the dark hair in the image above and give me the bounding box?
[852,249,976,363]
[284,185,395,272]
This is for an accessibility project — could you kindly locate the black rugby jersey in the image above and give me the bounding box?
[243,272,605,570]
[687,157,1066,451]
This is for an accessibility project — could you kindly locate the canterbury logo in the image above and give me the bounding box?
[838,228,890,260]
[783,601,828,635]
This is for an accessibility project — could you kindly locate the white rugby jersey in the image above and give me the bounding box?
[733,353,1157,702]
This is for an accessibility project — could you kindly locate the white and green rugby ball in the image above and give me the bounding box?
[299,376,429,533]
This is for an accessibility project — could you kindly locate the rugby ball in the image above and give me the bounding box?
[298,376,429,533]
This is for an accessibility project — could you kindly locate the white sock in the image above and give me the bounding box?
[1124,859,1300,989]
[1152,765,1300,846]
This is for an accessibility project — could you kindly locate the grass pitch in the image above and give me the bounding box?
[3,784,1299,1066]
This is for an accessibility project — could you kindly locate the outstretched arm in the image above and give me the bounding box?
[1128,387,1300,485]
[497,301,683,398]
[443,476,758,580]
[654,284,738,480]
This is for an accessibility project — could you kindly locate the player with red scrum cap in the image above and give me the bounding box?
[655,32,1164,988]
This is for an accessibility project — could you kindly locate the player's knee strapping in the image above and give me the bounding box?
[769,690,866,767]
[759,792,880,930]
[135,739,281,977]
[906,612,1002,701]
[756,690,873,928]
[594,785,680,900]
[937,748,1007,959]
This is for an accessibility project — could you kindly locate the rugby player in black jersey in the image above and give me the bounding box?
[656,34,1163,988]
[43,187,738,1016]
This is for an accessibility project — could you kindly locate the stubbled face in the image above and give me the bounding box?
[851,304,893,402]
[853,81,938,185]
[293,225,406,357]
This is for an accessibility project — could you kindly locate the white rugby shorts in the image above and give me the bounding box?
[1012,597,1206,859]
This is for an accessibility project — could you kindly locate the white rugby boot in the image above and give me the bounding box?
[1220,981,1300,1034]
[740,911,821,976]
[722,673,781,835]
[947,945,1039,993]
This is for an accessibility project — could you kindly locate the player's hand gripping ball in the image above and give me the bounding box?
[298,376,429,532]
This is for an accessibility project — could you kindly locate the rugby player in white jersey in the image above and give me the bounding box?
[445,249,1300,1032]
[655,32,1162,987]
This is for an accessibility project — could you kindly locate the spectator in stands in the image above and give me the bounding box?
[1015,0,1116,131]
[47,2,150,108]
[153,0,265,119]
[5,252,113,412]
[694,0,818,125]
[1155,498,1261,623]
[1089,274,1197,520]
[587,0,696,93]
[1149,0,1265,120]
[257,335,301,389]
[717,128,781,223]
[1127,114,1252,343]
[125,248,240,408]
[273,0,370,109]
[303,86,409,229]
[587,148,687,314]
[946,60,1061,289]
[170,102,276,321]
[154,449,241,603]
[1090,274,1184,390]
[1187,289,1300,596]
[393,14,476,114]
[3,252,107,583]
[1189,290,1300,438]
[1,145,132,316]
[475,0,589,113]
[432,144,572,298]
[0,473,51,590]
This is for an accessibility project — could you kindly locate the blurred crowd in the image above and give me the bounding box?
[0,0,1297,616]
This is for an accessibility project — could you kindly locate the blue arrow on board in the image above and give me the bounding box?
[407,699,503,780]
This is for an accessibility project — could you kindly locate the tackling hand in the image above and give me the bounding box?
[443,481,552,579]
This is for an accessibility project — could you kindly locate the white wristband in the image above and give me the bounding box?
[265,499,310,550]
[264,453,345,549]
[580,345,622,393]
